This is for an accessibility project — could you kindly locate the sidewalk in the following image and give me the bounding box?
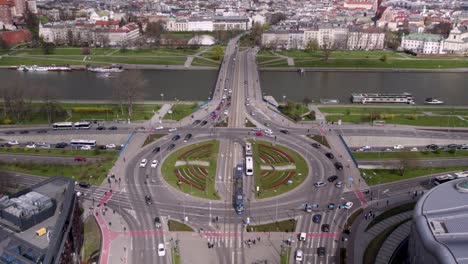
[148,103,172,128]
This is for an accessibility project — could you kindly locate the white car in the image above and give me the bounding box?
[158,243,166,257]
[222,95,226,100]
[81,145,92,150]
[314,182,327,188]
[361,145,371,150]
[139,159,148,168]
[228,89,232,93]
[155,126,164,130]
[410,147,418,152]
[106,144,116,149]
[168,127,177,132]
[393,145,404,150]
[344,201,354,209]
[25,143,36,149]
[7,140,19,145]
[264,129,273,134]
[151,160,159,168]
[250,112,256,116]
[295,250,303,262]
[252,128,261,132]
[299,232,307,241]
[224,110,229,115]
[335,181,343,188]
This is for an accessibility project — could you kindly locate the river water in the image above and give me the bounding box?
[1,69,467,105]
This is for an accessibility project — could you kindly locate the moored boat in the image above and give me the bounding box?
[351,93,415,104]
[87,65,124,73]
[425,98,444,105]
[320,99,339,104]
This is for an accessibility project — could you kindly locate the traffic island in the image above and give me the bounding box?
[246,219,297,233]
[250,140,308,198]
[168,220,194,232]
[161,140,220,199]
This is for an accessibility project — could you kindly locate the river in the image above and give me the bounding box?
[1,69,467,105]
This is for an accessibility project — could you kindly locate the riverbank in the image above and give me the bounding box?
[0,64,218,70]
[260,67,468,73]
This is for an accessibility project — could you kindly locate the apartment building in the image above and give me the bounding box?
[401,33,444,54]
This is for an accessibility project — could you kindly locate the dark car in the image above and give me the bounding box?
[167,144,175,151]
[172,135,181,141]
[19,130,29,134]
[55,142,68,148]
[4,131,14,135]
[145,195,152,205]
[96,126,106,130]
[108,126,118,130]
[36,130,47,134]
[154,217,162,228]
[193,120,201,125]
[325,152,334,159]
[311,143,321,148]
[313,214,322,223]
[78,182,91,188]
[334,162,343,170]
[184,134,192,141]
[201,120,208,126]
[447,144,459,149]
[317,247,326,257]
[321,224,330,232]
[74,157,87,162]
[327,175,338,182]
[426,144,438,150]
[328,203,335,210]
[280,130,289,134]
[152,146,161,153]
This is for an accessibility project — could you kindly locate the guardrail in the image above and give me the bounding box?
[119,131,136,156]
[338,133,358,168]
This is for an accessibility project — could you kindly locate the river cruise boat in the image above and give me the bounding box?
[17,65,71,71]
[87,65,124,73]
[320,99,339,104]
[424,98,444,105]
[351,93,415,104]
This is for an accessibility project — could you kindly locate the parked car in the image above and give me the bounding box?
[321,224,330,232]
[155,126,164,130]
[393,145,404,150]
[108,126,118,130]
[172,135,181,141]
[36,130,47,134]
[361,145,371,150]
[334,162,343,170]
[4,131,14,134]
[325,152,335,159]
[327,175,338,182]
[55,142,67,148]
[106,144,116,149]
[78,182,91,188]
[19,130,29,134]
[140,159,148,168]
[201,120,208,126]
[311,143,321,148]
[152,147,161,153]
[314,182,327,188]
[154,217,162,228]
[280,130,289,134]
[168,127,177,132]
[410,147,418,152]
[167,144,175,151]
[193,120,201,125]
[25,143,36,149]
[313,214,322,223]
[96,126,106,130]
[151,160,159,168]
[447,144,459,149]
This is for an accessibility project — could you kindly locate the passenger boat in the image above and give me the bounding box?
[424,98,444,105]
[351,93,415,104]
[320,99,339,104]
[16,65,71,71]
[87,65,124,73]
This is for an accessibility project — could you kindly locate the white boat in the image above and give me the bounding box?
[425,98,444,105]
[16,65,71,72]
[88,66,124,73]
[97,73,112,78]
[351,93,415,104]
[320,99,340,104]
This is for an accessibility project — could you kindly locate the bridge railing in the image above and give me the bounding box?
[338,133,358,168]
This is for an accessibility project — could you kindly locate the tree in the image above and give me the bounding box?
[270,13,287,25]
[0,37,9,50]
[321,41,335,61]
[211,45,223,61]
[38,87,66,123]
[395,152,420,176]
[119,18,126,28]
[380,54,388,62]
[250,22,264,46]
[428,22,452,38]
[24,7,39,42]
[305,40,319,53]
[1,82,32,123]
[112,71,146,119]
[145,21,165,46]
[302,97,312,106]
[41,41,55,54]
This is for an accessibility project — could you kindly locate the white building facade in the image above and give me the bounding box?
[401,33,444,54]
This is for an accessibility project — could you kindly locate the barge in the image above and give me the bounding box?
[351,93,415,104]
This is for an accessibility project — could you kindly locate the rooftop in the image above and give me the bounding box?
[404,33,444,42]
[0,177,75,264]
[414,178,468,264]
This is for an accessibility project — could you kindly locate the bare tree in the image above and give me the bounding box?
[395,152,420,176]
[112,71,146,120]
[321,41,336,61]
[38,87,65,123]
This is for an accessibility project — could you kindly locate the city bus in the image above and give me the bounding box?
[73,121,91,130]
[70,139,97,149]
[245,142,252,156]
[234,164,244,215]
[245,156,253,176]
[434,174,455,185]
[52,122,74,130]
